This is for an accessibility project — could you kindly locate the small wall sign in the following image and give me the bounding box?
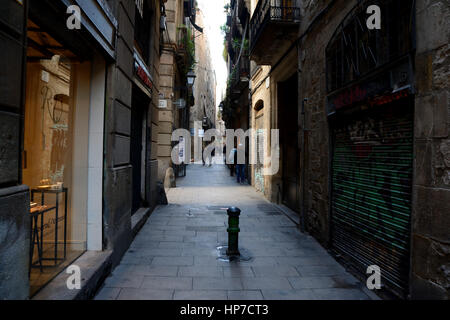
[159,99,168,109]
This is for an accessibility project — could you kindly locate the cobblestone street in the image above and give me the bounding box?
[95,163,374,300]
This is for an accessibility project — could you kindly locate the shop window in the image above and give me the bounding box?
[24,19,104,296]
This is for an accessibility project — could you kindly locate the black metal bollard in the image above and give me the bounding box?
[226,207,241,256]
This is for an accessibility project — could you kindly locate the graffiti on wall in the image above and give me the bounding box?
[332,104,413,291]
[255,129,265,193]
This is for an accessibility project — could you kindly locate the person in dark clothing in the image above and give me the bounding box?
[210,145,215,167]
[202,141,206,166]
[223,144,226,163]
[237,164,245,184]
[236,142,245,184]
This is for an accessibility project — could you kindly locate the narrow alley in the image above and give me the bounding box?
[1,0,449,304]
[95,163,373,300]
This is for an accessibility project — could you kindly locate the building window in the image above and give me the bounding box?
[326,0,415,93]
[254,99,264,112]
[135,0,153,64]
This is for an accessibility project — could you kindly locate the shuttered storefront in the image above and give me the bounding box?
[331,98,414,297]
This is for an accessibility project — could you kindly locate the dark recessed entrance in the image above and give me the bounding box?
[279,73,299,212]
[131,86,149,215]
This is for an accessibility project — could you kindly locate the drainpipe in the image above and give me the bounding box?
[300,98,308,233]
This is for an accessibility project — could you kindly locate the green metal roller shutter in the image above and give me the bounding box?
[331,100,413,297]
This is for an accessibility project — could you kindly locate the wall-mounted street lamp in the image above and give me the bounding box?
[187,70,196,86]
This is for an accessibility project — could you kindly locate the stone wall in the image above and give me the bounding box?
[192,9,216,133]
[158,51,177,182]
[103,0,162,263]
[0,0,25,186]
[148,0,162,211]
[298,0,450,298]
[0,0,29,300]
[298,0,356,245]
[0,0,162,299]
[103,0,135,260]
[410,0,450,300]
[157,0,187,183]
[0,186,30,300]
[250,66,272,198]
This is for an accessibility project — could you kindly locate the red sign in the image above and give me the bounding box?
[333,86,367,110]
[136,65,153,89]
[134,49,154,91]
[368,89,409,107]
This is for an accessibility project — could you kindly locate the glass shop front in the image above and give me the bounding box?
[24,19,99,296]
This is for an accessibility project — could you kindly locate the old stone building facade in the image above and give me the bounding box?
[225,0,450,299]
[249,64,271,194]
[248,0,301,213]
[157,0,198,185]
[222,0,252,181]
[0,0,164,299]
[223,0,302,205]
[223,0,250,133]
[297,0,449,299]
[191,8,217,158]
[192,8,217,130]
[103,0,162,269]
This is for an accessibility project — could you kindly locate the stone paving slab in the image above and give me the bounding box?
[152,256,194,266]
[194,277,244,290]
[288,275,360,290]
[312,288,370,300]
[104,273,144,289]
[116,288,174,300]
[141,276,193,290]
[227,290,264,300]
[241,277,293,290]
[174,290,228,300]
[261,289,317,300]
[222,266,255,278]
[178,266,223,277]
[296,265,347,277]
[133,265,179,277]
[252,266,300,277]
[94,164,373,300]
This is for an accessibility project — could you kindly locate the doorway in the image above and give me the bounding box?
[278,73,299,212]
[130,86,149,215]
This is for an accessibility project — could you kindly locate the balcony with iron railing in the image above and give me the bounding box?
[250,0,300,65]
[230,55,250,91]
[176,26,195,73]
